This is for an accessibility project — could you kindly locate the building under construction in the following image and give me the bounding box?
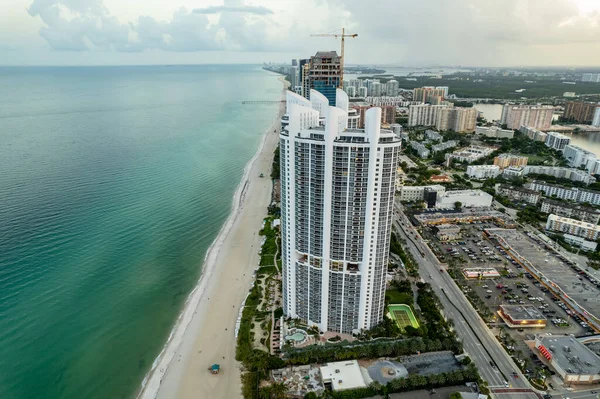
[302,51,341,106]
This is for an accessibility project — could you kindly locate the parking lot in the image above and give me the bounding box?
[490,228,600,330]
[427,223,591,337]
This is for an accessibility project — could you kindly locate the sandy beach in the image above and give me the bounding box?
[138,76,286,399]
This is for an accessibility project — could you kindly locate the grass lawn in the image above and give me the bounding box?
[385,288,413,306]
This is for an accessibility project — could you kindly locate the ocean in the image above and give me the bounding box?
[0,65,281,399]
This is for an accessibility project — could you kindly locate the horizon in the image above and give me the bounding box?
[2,0,600,67]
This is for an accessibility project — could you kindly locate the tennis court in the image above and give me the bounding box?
[387,304,419,330]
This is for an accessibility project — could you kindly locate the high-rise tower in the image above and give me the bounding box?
[279,88,401,334]
[302,51,342,106]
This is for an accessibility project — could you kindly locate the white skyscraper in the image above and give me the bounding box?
[280,89,402,334]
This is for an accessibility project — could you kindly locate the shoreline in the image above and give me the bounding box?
[137,76,286,399]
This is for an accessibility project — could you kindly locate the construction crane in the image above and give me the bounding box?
[310,28,358,88]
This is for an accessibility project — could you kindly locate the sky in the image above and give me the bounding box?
[0,0,599,66]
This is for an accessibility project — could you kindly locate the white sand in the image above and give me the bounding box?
[137,77,286,399]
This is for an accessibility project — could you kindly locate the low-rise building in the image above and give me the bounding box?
[540,199,600,224]
[410,142,430,158]
[546,214,600,241]
[502,166,525,178]
[545,132,571,151]
[520,125,547,142]
[563,234,598,252]
[425,129,442,141]
[535,334,600,384]
[526,181,600,205]
[493,154,528,169]
[435,190,493,209]
[414,208,516,228]
[445,145,497,165]
[563,144,597,169]
[495,184,540,204]
[320,360,367,391]
[462,268,501,279]
[498,305,547,328]
[397,185,446,203]
[436,224,461,241]
[466,165,500,179]
[475,126,514,139]
[431,140,458,153]
[518,165,596,185]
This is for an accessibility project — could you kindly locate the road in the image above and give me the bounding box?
[394,202,541,399]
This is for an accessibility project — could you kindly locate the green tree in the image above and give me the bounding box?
[449,392,462,399]
[454,201,462,210]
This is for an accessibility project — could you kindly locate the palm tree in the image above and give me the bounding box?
[269,382,288,399]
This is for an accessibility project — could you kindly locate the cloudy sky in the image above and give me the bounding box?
[1,0,599,66]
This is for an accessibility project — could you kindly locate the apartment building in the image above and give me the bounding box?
[280,89,402,334]
[564,101,599,123]
[407,104,451,127]
[350,102,396,128]
[541,199,600,224]
[413,86,446,103]
[525,181,600,205]
[425,129,442,141]
[520,125,548,142]
[466,165,500,179]
[432,140,458,153]
[501,104,554,130]
[445,145,496,164]
[582,73,600,83]
[436,107,477,133]
[410,142,430,158]
[524,165,596,184]
[546,214,600,241]
[494,154,528,169]
[563,145,597,169]
[495,184,540,204]
[545,132,571,151]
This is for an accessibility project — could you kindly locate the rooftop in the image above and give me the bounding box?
[319,360,367,391]
[539,334,600,375]
[548,214,600,231]
[542,198,600,213]
[500,305,546,321]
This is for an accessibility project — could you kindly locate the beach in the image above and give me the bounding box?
[138,77,286,399]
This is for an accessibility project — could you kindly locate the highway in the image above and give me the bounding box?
[394,202,542,399]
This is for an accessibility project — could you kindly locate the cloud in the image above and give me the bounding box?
[27,0,277,52]
[192,5,273,15]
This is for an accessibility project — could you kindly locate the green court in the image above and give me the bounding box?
[387,304,420,331]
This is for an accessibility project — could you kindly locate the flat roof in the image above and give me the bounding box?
[320,360,366,391]
[500,305,546,321]
[548,214,600,232]
[542,198,600,214]
[539,335,600,375]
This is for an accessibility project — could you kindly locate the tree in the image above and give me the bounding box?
[268,382,288,399]
[454,201,462,210]
[449,392,462,399]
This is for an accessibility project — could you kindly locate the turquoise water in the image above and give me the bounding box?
[0,65,280,399]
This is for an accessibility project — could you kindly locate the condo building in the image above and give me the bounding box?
[436,107,478,133]
[562,145,597,169]
[546,214,600,241]
[466,165,500,179]
[475,126,514,139]
[407,104,451,127]
[564,101,599,123]
[545,132,571,151]
[501,104,554,130]
[280,89,402,334]
[493,154,528,169]
[540,199,600,224]
[525,181,600,205]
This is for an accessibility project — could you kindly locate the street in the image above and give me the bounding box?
[394,201,542,399]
